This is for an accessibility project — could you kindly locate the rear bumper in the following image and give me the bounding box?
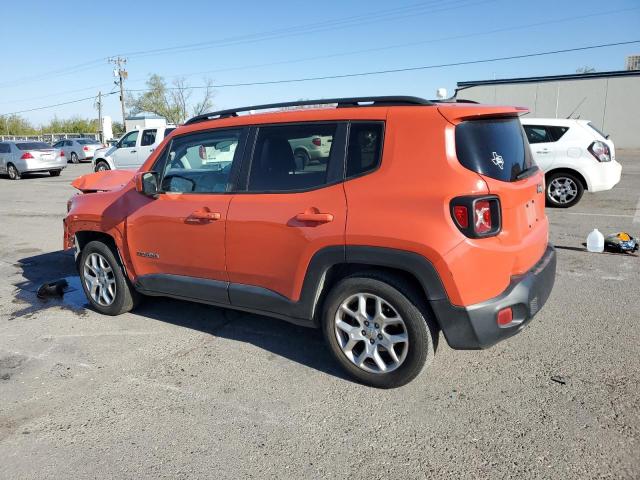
[430,244,556,349]
[17,158,67,172]
[586,160,621,192]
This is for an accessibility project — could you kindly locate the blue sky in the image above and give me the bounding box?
[0,0,639,125]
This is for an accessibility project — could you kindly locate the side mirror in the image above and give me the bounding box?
[135,171,159,197]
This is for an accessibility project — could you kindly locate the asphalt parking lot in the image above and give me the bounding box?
[1,154,639,479]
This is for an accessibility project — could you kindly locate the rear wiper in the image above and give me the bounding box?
[515,165,539,181]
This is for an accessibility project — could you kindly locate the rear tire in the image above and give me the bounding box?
[70,152,79,164]
[294,149,310,170]
[322,273,435,388]
[49,170,61,177]
[95,160,110,172]
[79,240,139,316]
[7,163,20,180]
[545,171,584,208]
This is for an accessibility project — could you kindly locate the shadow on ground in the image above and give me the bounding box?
[13,250,347,381]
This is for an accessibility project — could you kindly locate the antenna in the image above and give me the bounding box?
[566,96,587,119]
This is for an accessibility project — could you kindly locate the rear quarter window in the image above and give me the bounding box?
[455,117,533,182]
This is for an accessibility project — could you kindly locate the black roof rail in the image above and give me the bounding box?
[184,96,433,125]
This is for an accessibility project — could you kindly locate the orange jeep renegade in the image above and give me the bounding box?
[64,96,556,388]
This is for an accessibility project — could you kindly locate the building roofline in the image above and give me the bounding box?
[457,69,640,89]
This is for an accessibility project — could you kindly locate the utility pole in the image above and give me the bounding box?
[109,56,128,128]
[95,91,103,144]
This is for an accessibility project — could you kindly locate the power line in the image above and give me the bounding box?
[4,4,637,108]
[0,93,116,116]
[121,0,494,60]
[3,39,639,117]
[0,0,487,88]
[142,6,640,84]
[127,40,640,91]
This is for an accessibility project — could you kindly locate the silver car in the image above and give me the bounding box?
[52,138,102,163]
[0,141,67,180]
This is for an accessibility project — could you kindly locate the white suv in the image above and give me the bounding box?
[520,118,621,207]
[93,125,176,172]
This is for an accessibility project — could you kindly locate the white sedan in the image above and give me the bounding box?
[520,118,621,207]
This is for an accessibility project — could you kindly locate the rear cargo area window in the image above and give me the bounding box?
[455,118,532,182]
[346,122,383,178]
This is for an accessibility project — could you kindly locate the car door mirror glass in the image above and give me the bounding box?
[135,171,159,196]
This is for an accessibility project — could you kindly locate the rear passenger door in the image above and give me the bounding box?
[225,122,347,304]
[523,125,556,170]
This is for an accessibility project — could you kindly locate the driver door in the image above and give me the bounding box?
[126,127,248,297]
[112,130,139,169]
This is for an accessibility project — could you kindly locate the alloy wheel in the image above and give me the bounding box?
[83,252,117,306]
[334,293,409,374]
[548,177,578,205]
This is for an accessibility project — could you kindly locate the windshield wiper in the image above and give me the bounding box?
[515,165,539,181]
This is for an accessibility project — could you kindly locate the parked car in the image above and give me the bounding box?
[288,134,332,168]
[520,118,621,207]
[92,126,176,172]
[52,138,102,164]
[64,96,556,388]
[0,140,66,179]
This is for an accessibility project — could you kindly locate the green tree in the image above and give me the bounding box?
[42,116,98,133]
[0,114,36,135]
[128,74,214,124]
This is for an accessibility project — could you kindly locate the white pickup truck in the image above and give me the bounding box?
[92,125,176,172]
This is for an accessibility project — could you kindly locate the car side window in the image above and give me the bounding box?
[159,129,243,194]
[346,122,384,178]
[547,126,569,142]
[523,125,553,144]
[120,131,138,148]
[52,141,63,148]
[248,123,337,192]
[0,143,9,153]
[141,129,157,146]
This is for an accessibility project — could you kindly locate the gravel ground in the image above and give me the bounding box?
[1,153,638,479]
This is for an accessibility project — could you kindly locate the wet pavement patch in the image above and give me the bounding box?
[0,354,27,381]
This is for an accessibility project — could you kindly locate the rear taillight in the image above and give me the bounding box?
[20,152,34,159]
[473,200,492,234]
[450,195,501,238]
[588,141,610,162]
[452,206,468,228]
[312,137,322,147]
[83,146,89,151]
[60,150,65,157]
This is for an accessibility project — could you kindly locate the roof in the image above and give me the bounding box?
[457,69,640,89]
[519,117,589,126]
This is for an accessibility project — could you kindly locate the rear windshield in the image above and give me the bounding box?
[77,139,100,145]
[455,117,533,182]
[16,142,51,150]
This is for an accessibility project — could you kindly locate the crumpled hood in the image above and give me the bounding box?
[71,170,136,193]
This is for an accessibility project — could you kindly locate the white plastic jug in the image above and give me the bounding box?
[586,229,604,253]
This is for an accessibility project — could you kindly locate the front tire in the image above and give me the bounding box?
[7,163,21,180]
[322,274,435,388]
[79,240,139,315]
[95,160,110,172]
[546,172,584,208]
[70,152,79,164]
